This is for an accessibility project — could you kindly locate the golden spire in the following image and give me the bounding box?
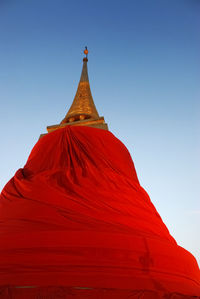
[61,47,100,124]
[44,47,108,136]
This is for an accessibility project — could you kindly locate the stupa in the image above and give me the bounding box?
[0,48,200,298]
[41,47,108,139]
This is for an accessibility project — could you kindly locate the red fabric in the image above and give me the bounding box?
[0,126,200,298]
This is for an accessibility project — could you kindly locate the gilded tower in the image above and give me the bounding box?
[45,47,108,136]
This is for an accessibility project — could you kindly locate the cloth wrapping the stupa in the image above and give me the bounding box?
[0,126,200,298]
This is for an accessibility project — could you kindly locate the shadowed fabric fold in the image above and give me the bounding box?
[0,126,200,298]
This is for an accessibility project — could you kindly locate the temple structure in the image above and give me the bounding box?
[0,48,200,298]
[45,47,108,136]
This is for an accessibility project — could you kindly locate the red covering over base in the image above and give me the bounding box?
[0,126,200,298]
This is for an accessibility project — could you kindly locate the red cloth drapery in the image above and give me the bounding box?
[0,126,200,298]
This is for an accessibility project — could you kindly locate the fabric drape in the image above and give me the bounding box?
[0,126,199,298]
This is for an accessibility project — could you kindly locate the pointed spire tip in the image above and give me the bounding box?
[83,46,88,61]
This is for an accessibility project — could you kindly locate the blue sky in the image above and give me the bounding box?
[0,0,199,265]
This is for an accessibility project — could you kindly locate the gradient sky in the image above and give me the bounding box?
[0,0,199,265]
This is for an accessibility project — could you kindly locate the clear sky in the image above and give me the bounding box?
[0,0,199,265]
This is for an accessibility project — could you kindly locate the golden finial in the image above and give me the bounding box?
[84,46,88,59]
